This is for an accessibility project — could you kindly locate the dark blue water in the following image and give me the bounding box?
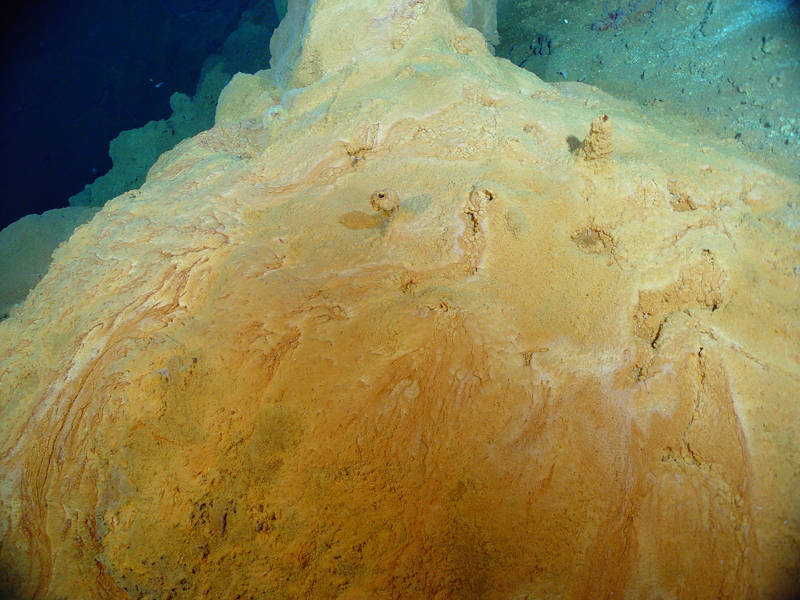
[0,0,276,230]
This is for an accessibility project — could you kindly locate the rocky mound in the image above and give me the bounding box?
[1,1,798,598]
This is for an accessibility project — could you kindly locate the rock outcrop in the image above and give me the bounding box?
[1,0,798,598]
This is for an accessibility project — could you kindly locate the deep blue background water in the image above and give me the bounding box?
[0,0,274,230]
